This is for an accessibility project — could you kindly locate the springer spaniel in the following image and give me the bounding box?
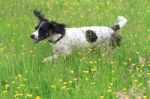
[30,10,127,62]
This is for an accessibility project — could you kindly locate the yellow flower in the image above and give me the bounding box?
[147,73,150,76]
[17,87,20,89]
[110,83,113,86]
[18,74,22,77]
[136,68,139,71]
[134,79,138,83]
[94,61,97,64]
[80,59,83,61]
[90,82,96,85]
[96,6,99,10]
[85,77,89,81]
[35,96,41,99]
[112,70,115,73]
[108,86,111,89]
[107,89,112,92]
[136,51,140,54]
[61,85,67,90]
[123,88,127,91]
[125,96,129,99]
[129,69,132,72]
[25,71,28,73]
[59,79,63,82]
[106,1,110,5]
[100,96,104,99]
[50,85,56,89]
[83,70,89,73]
[141,64,144,67]
[19,93,23,96]
[5,84,9,89]
[25,93,32,98]
[20,84,25,87]
[80,15,84,18]
[14,93,23,97]
[15,76,18,79]
[77,52,81,55]
[12,81,15,84]
[129,58,132,61]
[14,94,19,98]
[131,63,135,66]
[21,52,25,55]
[139,83,143,86]
[63,82,67,85]
[110,61,115,64]
[143,96,148,99]
[68,81,73,84]
[73,78,77,81]
[22,45,25,48]
[101,54,105,57]
[91,68,97,72]
[2,90,7,94]
[24,79,28,81]
[29,50,33,53]
[75,85,79,88]
[89,61,93,64]
[70,70,74,74]
[124,62,127,65]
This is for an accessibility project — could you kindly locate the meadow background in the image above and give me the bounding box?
[0,0,150,99]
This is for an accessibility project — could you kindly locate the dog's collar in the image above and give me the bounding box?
[48,34,64,44]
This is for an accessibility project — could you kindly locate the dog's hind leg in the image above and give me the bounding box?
[110,32,121,48]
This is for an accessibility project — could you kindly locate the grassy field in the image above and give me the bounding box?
[0,0,150,99]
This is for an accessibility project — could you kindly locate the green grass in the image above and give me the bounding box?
[0,0,150,99]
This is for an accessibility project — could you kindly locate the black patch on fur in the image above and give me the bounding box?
[50,21,66,36]
[111,24,120,31]
[86,30,98,43]
[32,10,66,43]
[110,32,121,48]
[48,21,66,43]
[38,22,51,40]
[38,21,66,42]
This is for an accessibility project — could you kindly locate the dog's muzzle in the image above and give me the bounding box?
[30,34,40,43]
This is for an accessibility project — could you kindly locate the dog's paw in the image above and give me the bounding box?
[42,57,52,63]
[42,59,47,63]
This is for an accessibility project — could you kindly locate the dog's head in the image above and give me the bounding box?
[30,10,65,43]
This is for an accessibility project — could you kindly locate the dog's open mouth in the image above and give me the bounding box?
[32,39,40,43]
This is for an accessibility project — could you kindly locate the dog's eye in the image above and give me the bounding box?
[39,28,47,33]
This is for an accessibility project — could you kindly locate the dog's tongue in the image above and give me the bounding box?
[33,39,39,43]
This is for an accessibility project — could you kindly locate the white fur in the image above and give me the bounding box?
[40,16,127,62]
[43,27,112,62]
[32,30,39,40]
[117,16,127,28]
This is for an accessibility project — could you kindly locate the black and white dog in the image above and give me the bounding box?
[30,10,127,62]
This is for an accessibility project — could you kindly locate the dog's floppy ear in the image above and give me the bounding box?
[51,22,66,35]
[33,10,48,21]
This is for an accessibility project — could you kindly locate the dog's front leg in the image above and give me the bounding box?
[42,54,58,63]
[42,44,61,63]
[42,50,71,63]
[42,44,72,63]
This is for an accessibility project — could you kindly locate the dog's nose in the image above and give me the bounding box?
[30,35,35,39]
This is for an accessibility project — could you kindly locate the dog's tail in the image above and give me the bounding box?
[111,16,127,31]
